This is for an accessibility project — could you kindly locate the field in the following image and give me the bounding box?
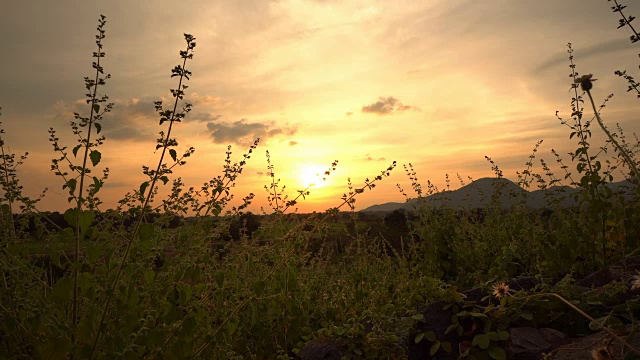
[2,4,640,360]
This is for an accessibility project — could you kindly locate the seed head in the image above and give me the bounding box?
[575,74,597,92]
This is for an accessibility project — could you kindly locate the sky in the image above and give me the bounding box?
[1,0,640,214]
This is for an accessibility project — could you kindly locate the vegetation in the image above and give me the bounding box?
[1,3,640,359]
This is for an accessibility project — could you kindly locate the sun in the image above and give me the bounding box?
[298,164,330,189]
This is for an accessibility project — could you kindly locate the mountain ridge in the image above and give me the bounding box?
[361,177,637,212]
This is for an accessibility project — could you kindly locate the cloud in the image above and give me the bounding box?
[535,39,631,73]
[206,119,297,146]
[288,141,298,146]
[361,96,419,115]
[188,112,222,122]
[364,154,386,161]
[346,111,353,116]
[48,98,158,141]
[187,93,226,107]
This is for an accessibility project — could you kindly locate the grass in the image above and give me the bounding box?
[1,3,640,359]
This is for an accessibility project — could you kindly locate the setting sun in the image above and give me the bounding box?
[298,164,330,189]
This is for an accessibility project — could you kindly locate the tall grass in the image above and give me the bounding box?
[0,2,640,359]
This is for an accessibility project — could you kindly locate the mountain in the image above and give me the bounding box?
[361,177,637,212]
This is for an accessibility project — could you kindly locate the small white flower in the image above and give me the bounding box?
[492,282,512,299]
[631,271,640,290]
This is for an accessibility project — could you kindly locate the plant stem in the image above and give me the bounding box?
[88,38,193,360]
[586,90,640,182]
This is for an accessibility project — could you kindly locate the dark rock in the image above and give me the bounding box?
[539,328,570,349]
[507,277,542,292]
[506,327,569,360]
[553,328,640,360]
[297,338,347,360]
[407,300,459,360]
[462,287,487,303]
[576,268,614,288]
[577,255,640,288]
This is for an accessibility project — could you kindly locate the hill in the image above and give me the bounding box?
[361,177,636,212]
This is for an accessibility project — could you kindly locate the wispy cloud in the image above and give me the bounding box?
[188,112,222,122]
[49,98,158,141]
[364,154,386,161]
[535,39,632,73]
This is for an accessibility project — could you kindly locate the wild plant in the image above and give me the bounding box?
[0,112,47,239]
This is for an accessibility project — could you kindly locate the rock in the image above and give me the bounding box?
[296,338,347,360]
[507,277,542,292]
[540,328,570,349]
[506,327,569,360]
[553,328,640,360]
[407,300,460,360]
[577,255,640,288]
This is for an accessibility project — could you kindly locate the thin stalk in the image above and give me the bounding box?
[612,0,640,40]
[88,37,193,360]
[72,27,102,337]
[586,90,640,182]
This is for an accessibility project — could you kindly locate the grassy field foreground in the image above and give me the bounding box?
[2,5,640,360]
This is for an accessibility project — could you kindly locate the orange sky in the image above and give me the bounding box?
[1,0,640,214]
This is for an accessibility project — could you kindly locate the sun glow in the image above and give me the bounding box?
[298,164,330,189]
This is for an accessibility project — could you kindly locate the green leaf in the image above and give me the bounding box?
[93,104,100,113]
[195,283,206,295]
[51,277,73,304]
[139,223,154,242]
[473,334,491,350]
[144,269,156,284]
[252,280,266,296]
[160,176,169,185]
[441,341,452,353]
[488,344,506,360]
[95,122,102,134]
[77,272,96,295]
[498,331,509,341]
[179,285,192,305]
[470,312,488,318]
[161,301,173,317]
[411,314,424,321]
[64,179,77,195]
[423,331,436,342]
[49,247,61,268]
[430,340,441,356]
[89,150,101,166]
[140,181,150,196]
[169,149,177,162]
[183,316,197,336]
[226,318,238,336]
[72,144,82,158]
[78,210,94,233]
[520,311,533,321]
[414,332,424,344]
[214,271,224,287]
[63,208,79,227]
[91,176,102,193]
